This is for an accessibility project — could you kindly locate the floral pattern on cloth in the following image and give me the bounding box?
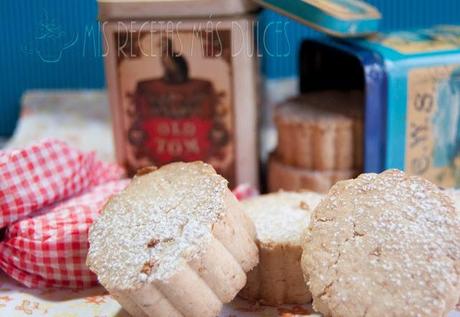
[0,271,458,317]
[0,271,325,317]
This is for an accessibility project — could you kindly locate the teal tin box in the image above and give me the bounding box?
[257,0,460,187]
[355,26,460,187]
[300,25,460,187]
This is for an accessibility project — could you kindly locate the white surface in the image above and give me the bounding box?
[0,272,322,317]
[6,90,115,162]
[0,271,457,316]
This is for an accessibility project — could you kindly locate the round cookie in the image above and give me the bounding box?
[239,191,324,305]
[87,162,258,317]
[302,169,460,317]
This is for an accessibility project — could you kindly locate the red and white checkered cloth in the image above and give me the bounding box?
[0,139,257,288]
[0,139,128,288]
[0,180,129,288]
[0,139,125,228]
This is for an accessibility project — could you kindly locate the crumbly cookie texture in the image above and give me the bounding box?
[302,169,460,317]
[444,189,460,309]
[87,161,258,317]
[444,189,460,218]
[239,192,324,305]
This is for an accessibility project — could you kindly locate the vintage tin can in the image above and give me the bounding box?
[99,0,259,188]
[299,25,460,187]
[354,25,460,186]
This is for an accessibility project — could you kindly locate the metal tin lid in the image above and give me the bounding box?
[355,25,460,60]
[98,0,258,20]
[253,0,381,38]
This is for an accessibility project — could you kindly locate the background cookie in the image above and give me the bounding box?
[274,91,363,171]
[302,170,460,317]
[268,153,358,193]
[239,192,324,305]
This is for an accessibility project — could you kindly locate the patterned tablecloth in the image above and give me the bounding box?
[0,271,458,317]
[0,272,324,317]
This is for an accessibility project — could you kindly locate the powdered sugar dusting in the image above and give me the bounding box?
[303,169,460,317]
[444,189,460,219]
[87,162,228,290]
[243,192,324,245]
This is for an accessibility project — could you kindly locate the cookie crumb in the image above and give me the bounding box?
[136,166,157,176]
[299,201,310,210]
[371,246,382,256]
[141,260,155,275]
[147,239,160,248]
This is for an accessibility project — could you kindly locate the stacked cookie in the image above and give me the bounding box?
[269,90,363,193]
[239,191,323,305]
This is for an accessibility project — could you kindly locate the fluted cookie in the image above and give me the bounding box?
[302,170,460,317]
[274,90,363,171]
[268,153,358,193]
[239,191,324,305]
[87,162,258,317]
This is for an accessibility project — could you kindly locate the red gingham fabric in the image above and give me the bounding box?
[0,139,128,288]
[0,139,124,228]
[0,180,129,288]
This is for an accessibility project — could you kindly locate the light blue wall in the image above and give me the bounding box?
[0,0,104,136]
[2,0,460,136]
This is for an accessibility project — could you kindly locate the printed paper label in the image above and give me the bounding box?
[406,64,460,187]
[115,26,236,185]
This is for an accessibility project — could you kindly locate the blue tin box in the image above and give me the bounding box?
[257,0,460,186]
[358,26,460,186]
[299,25,460,187]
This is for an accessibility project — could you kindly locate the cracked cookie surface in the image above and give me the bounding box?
[301,170,460,317]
